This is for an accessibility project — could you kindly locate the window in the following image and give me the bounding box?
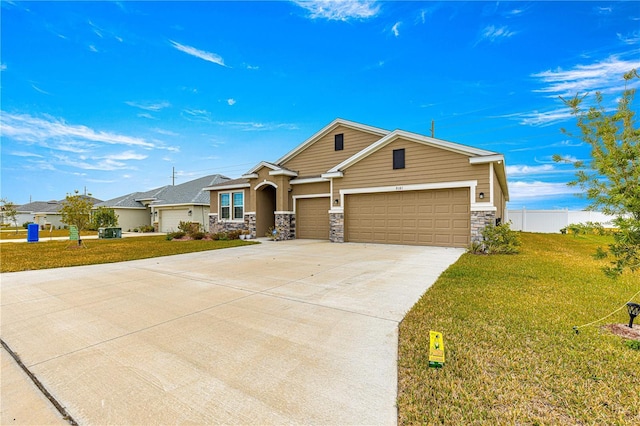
[393,148,405,169]
[219,191,244,220]
[334,133,344,151]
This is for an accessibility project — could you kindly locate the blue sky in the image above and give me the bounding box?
[1,1,639,209]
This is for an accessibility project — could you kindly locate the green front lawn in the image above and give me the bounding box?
[0,228,98,240]
[0,236,257,272]
[398,233,639,425]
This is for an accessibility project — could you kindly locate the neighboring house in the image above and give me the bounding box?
[206,118,509,248]
[96,174,229,232]
[16,197,103,229]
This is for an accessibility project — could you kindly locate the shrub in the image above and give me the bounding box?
[137,225,154,233]
[562,221,610,236]
[178,221,200,235]
[191,231,206,240]
[211,232,228,241]
[22,221,34,228]
[470,222,521,255]
[166,231,186,240]
[266,226,280,240]
[227,230,242,240]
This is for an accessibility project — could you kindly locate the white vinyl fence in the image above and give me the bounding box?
[505,209,617,233]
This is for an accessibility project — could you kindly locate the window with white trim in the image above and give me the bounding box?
[219,191,244,220]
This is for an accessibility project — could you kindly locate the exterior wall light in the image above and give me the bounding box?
[479,192,485,199]
[334,199,339,205]
[188,210,192,216]
[627,302,640,328]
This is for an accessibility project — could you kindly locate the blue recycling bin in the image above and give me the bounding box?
[27,223,39,242]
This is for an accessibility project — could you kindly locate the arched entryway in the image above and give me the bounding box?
[256,184,276,237]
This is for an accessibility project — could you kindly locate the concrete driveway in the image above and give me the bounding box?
[1,240,464,425]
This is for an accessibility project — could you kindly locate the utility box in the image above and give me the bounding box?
[98,227,122,239]
[27,223,39,242]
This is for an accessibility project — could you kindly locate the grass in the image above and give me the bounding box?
[398,233,640,425]
[0,228,98,240]
[0,236,257,272]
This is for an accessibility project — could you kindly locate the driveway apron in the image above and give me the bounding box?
[1,240,463,425]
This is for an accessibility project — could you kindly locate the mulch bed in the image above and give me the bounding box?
[602,323,640,341]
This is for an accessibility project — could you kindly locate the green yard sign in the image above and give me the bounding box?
[69,226,79,241]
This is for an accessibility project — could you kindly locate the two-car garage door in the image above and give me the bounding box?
[345,188,470,247]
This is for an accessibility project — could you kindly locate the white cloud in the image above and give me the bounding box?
[245,64,259,70]
[617,31,640,45]
[532,54,640,98]
[479,25,516,43]
[506,164,555,176]
[125,100,171,111]
[508,181,577,199]
[137,113,156,120]
[169,40,226,67]
[88,44,98,53]
[104,150,147,161]
[0,63,6,71]
[1,112,160,149]
[227,98,236,106]
[292,0,380,21]
[9,151,43,158]
[391,21,401,37]
[215,121,298,131]
[182,108,212,122]
[500,108,574,126]
[152,128,179,137]
[31,84,51,95]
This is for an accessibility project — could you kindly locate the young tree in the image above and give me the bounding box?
[60,190,94,245]
[554,69,639,277]
[0,198,19,233]
[91,206,119,229]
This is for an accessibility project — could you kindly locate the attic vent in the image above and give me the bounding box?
[334,134,344,151]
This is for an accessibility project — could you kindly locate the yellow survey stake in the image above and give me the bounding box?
[429,330,445,368]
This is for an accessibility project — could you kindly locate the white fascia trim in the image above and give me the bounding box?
[204,183,250,191]
[154,203,207,209]
[269,169,298,177]
[321,171,344,179]
[245,161,280,175]
[469,154,504,164]
[241,173,259,179]
[471,203,497,212]
[209,213,218,216]
[274,211,294,215]
[275,118,390,165]
[339,180,478,209]
[244,211,256,215]
[289,177,329,185]
[254,180,278,190]
[292,194,330,212]
[329,207,344,214]
[490,162,495,205]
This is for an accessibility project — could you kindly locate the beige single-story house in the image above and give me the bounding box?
[15,197,102,229]
[95,174,229,232]
[206,118,508,247]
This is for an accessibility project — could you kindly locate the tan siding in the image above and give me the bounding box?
[493,167,505,220]
[292,181,330,196]
[282,125,382,176]
[334,138,489,200]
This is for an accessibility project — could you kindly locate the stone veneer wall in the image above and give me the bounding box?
[245,213,256,237]
[471,210,496,243]
[274,213,295,241]
[209,213,249,235]
[329,212,344,243]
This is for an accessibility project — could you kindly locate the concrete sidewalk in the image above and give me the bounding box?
[1,240,464,425]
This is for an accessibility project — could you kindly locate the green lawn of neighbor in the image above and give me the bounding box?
[0,236,257,272]
[398,233,639,425]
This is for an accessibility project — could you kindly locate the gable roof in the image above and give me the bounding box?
[97,174,229,208]
[326,129,497,174]
[19,196,103,213]
[274,118,389,166]
[204,177,251,191]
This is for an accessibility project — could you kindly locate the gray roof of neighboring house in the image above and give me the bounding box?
[96,174,230,209]
[18,196,103,213]
[205,177,250,189]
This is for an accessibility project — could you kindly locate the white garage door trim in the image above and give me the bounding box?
[331,180,482,213]
[292,193,331,212]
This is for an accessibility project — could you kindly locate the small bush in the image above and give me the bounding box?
[137,225,154,233]
[191,231,206,240]
[178,221,200,235]
[625,340,640,351]
[266,226,280,240]
[227,230,242,240]
[211,232,228,241]
[166,231,186,240]
[22,222,34,229]
[470,222,521,255]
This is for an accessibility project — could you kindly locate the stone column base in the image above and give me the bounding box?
[275,213,295,241]
[471,210,496,243]
[329,212,344,243]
